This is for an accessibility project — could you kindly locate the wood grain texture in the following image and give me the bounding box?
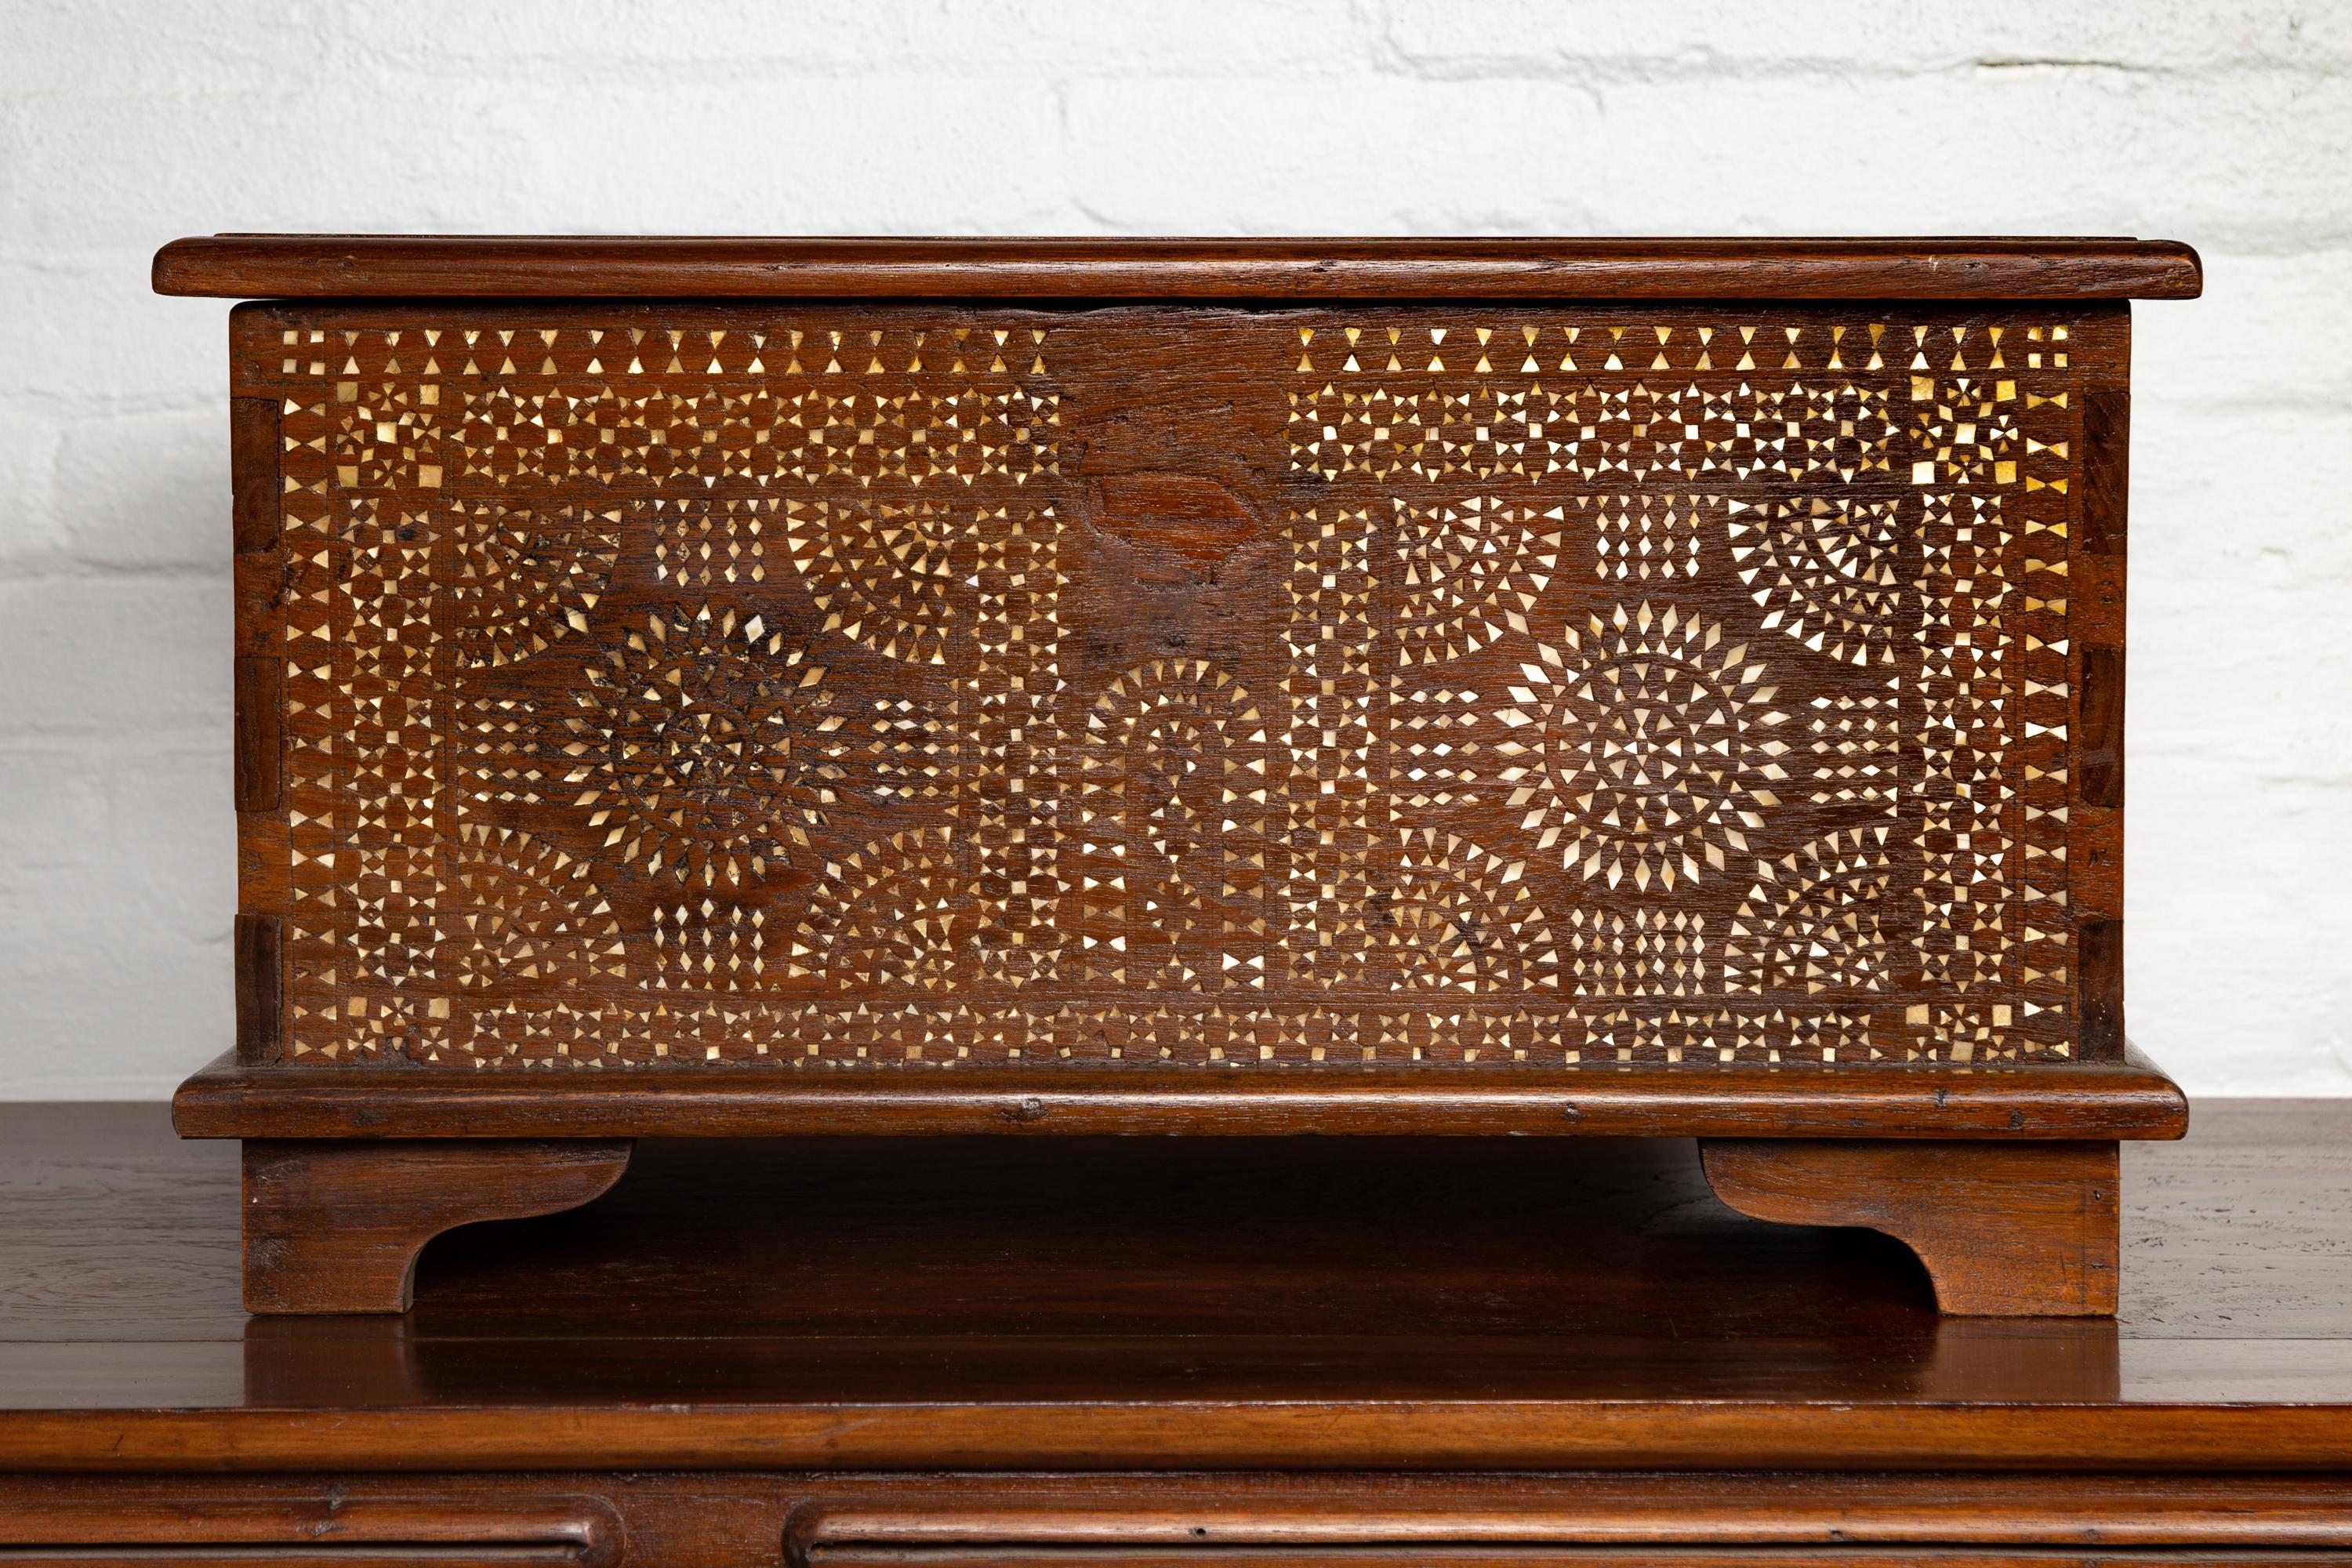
[2082,646,2125,811]
[0,1491,619,1564]
[2,1102,2348,1472]
[781,1477,2352,1550]
[798,1552,2352,1568]
[230,655,281,813]
[2073,312,2129,1062]
[241,1138,632,1312]
[228,394,278,554]
[804,1555,2352,1568]
[9,1474,2352,1567]
[19,1399,2352,1475]
[150,235,2205,300]
[230,915,281,1062]
[2082,919,2126,1061]
[1700,1138,2119,1315]
[172,1052,2190,1139]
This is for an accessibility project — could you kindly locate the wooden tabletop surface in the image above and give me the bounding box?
[1,1102,2346,1474]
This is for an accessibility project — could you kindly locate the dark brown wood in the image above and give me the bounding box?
[782,1476,2352,1550]
[2082,386,2132,557]
[0,1490,619,1564]
[1700,1138,2119,1315]
[808,1555,2352,1568]
[11,1474,2352,1568]
[240,1138,632,1312]
[800,1552,2352,1568]
[151,235,2205,299]
[2072,314,2130,1069]
[228,394,278,554]
[2082,646,2125,809]
[230,655,281,813]
[2,1102,2349,1474]
[230,376,292,1062]
[2082,920,2126,1062]
[171,1051,2190,1140]
[230,913,281,1061]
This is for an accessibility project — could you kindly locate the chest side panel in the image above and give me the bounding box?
[227,303,2118,1072]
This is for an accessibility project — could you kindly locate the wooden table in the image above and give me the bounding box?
[3,1101,2349,1562]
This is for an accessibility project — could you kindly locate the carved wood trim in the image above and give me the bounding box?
[241,1139,633,1313]
[1699,1138,2120,1316]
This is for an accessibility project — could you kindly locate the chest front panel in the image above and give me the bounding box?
[230,303,2120,1072]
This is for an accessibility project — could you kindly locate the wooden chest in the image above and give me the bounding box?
[156,235,2199,1316]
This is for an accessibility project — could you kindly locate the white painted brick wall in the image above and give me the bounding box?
[1,0,2344,1098]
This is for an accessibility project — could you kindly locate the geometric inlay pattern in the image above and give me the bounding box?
[245,308,2096,1070]
[1496,602,1783,895]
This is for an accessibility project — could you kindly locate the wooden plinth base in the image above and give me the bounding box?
[1700,1138,2120,1316]
[241,1139,633,1314]
[197,1057,2174,1316]
[241,1136,2122,1319]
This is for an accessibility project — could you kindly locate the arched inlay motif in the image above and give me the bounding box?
[1727,496,1904,667]
[1080,660,1268,886]
[1385,831,1559,995]
[438,824,629,990]
[445,500,622,669]
[1724,826,1898,995]
[1075,659,1272,988]
[1392,496,1562,666]
[792,826,1019,991]
[782,495,962,665]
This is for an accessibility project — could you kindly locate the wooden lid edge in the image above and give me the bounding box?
[151,235,2205,302]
